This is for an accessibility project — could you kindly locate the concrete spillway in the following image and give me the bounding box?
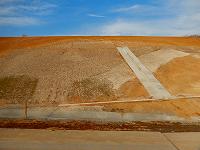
[117,47,173,99]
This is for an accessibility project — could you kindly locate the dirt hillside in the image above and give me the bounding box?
[0,36,200,105]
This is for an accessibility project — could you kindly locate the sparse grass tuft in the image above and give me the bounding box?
[0,75,38,104]
[187,34,200,38]
[67,78,116,103]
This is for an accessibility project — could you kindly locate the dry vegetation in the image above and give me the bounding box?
[187,35,200,38]
[0,75,38,104]
[67,78,116,103]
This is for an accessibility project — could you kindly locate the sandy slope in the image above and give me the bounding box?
[156,55,200,96]
[101,98,200,118]
[0,36,200,105]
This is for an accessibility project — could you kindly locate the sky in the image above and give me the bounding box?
[0,0,200,36]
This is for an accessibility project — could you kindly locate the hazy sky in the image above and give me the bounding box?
[0,0,200,36]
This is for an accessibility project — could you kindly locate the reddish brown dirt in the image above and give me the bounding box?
[155,55,200,96]
[1,36,200,55]
[0,37,68,54]
[118,78,149,98]
[0,119,200,132]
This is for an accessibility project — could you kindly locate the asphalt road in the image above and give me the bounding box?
[0,128,200,150]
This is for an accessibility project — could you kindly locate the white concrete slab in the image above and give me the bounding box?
[139,48,189,72]
[117,47,173,99]
[0,129,177,150]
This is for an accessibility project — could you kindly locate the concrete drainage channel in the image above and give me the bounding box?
[0,104,199,122]
[117,47,173,100]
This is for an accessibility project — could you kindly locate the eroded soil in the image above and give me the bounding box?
[0,119,200,133]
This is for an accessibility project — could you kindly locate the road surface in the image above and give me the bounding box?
[0,128,200,150]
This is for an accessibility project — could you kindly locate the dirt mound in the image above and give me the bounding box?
[156,55,200,96]
[118,79,149,99]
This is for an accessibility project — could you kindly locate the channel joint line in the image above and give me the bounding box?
[117,46,173,99]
